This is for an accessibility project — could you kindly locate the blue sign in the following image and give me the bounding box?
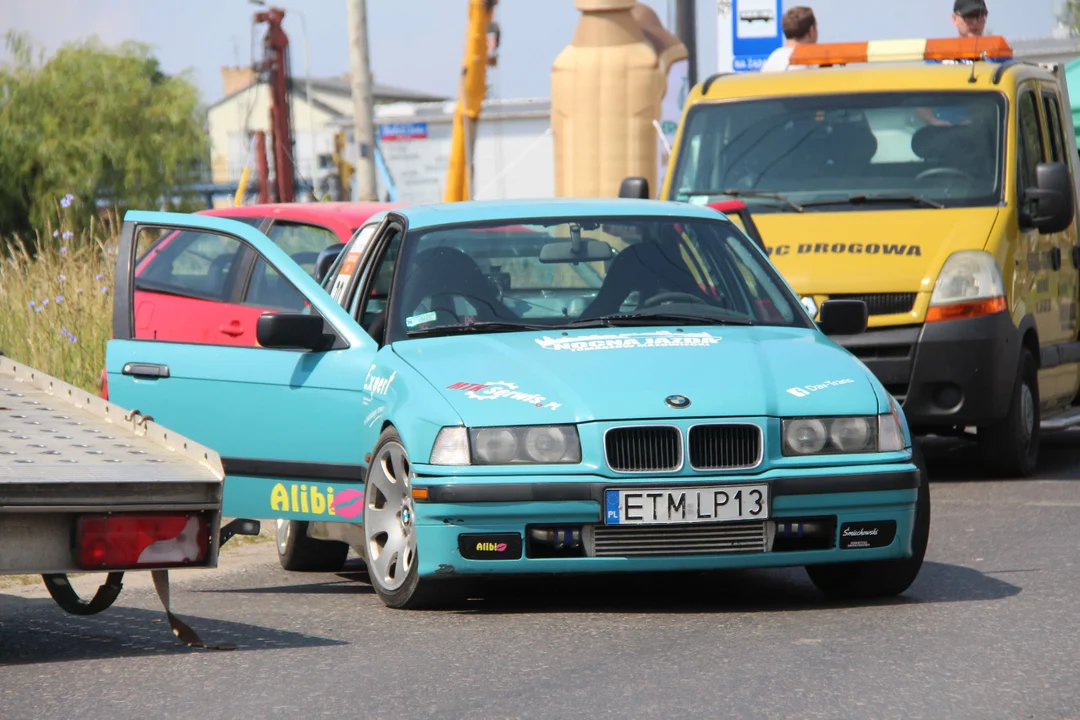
[732,0,784,72]
[378,122,428,142]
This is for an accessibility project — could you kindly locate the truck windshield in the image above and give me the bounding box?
[669,91,1005,211]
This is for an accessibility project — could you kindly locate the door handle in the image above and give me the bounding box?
[122,363,169,378]
[1050,247,1062,271]
[220,321,244,337]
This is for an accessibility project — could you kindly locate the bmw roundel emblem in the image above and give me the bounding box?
[665,395,691,409]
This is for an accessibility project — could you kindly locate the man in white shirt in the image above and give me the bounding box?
[760,6,818,72]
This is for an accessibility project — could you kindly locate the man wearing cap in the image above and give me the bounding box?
[953,0,988,38]
[916,0,989,126]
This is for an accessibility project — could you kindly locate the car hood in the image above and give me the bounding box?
[393,326,880,425]
[754,207,1000,293]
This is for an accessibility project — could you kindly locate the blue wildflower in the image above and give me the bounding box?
[61,231,73,240]
[42,299,49,306]
[56,296,64,303]
[58,274,65,282]
[60,194,73,208]
[28,300,35,308]
[34,306,43,313]
[95,274,103,281]
[100,286,108,294]
[52,230,59,238]
[59,247,67,254]
[76,288,83,294]
[69,335,77,343]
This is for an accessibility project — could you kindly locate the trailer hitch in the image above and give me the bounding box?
[219,518,261,546]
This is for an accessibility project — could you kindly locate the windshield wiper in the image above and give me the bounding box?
[678,188,805,213]
[800,193,945,209]
[405,321,550,339]
[569,311,753,327]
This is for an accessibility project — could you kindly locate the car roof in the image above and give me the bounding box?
[391,198,726,230]
[199,201,404,240]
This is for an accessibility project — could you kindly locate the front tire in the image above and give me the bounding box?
[363,426,463,609]
[977,346,1040,478]
[805,442,931,600]
[275,519,349,572]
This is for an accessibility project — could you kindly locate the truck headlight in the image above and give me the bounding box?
[429,425,581,465]
[782,416,880,456]
[928,250,1007,322]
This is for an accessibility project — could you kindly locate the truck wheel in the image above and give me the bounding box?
[363,426,464,609]
[275,519,349,572]
[805,442,931,600]
[977,346,1040,478]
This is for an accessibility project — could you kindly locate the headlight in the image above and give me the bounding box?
[782,416,878,456]
[929,250,1005,306]
[428,425,581,465]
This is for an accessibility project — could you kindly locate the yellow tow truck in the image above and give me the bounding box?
[626,36,1080,476]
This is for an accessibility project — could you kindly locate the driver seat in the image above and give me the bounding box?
[399,246,512,323]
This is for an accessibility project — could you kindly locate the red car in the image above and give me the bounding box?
[100,202,399,398]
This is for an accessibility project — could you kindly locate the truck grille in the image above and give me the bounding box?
[830,293,917,316]
[604,426,681,472]
[589,521,767,557]
[688,424,761,470]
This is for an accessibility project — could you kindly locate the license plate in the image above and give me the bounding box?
[604,485,769,526]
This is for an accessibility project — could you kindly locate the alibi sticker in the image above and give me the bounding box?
[406,311,438,328]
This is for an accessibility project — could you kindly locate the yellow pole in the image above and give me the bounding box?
[233,135,257,207]
[444,0,497,202]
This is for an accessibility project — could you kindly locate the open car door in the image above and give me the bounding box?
[105,211,383,527]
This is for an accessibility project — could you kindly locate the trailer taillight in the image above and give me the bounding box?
[76,513,209,570]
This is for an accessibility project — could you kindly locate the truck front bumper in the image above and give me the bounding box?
[410,466,920,578]
[833,310,1019,430]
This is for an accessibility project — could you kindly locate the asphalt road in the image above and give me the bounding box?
[3,431,1079,720]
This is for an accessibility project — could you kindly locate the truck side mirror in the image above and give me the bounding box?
[817,300,868,336]
[1025,162,1075,234]
[618,177,650,199]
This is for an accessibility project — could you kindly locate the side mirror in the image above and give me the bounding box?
[618,176,650,199]
[817,299,868,336]
[257,312,329,351]
[1025,161,1075,234]
[314,244,344,283]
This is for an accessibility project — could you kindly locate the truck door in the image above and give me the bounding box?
[1038,83,1080,402]
[1017,85,1069,404]
[105,212,381,523]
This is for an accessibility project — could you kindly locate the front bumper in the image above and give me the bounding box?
[411,467,919,578]
[832,310,1019,429]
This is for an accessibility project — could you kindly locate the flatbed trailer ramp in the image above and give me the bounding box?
[0,355,259,648]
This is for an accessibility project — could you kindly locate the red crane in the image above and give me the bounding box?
[254,6,295,203]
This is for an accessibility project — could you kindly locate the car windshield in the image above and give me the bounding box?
[385,215,813,342]
[669,91,1005,212]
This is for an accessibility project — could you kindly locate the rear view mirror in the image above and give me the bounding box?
[817,300,867,336]
[257,312,329,351]
[1025,162,1075,234]
[539,239,615,264]
[314,244,344,283]
[618,176,650,199]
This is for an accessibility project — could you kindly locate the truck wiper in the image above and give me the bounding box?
[800,193,945,209]
[569,311,753,327]
[405,321,549,338]
[679,188,805,213]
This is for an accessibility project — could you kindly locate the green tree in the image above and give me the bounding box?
[1060,0,1080,36]
[0,31,209,239]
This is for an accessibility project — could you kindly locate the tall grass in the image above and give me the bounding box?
[0,212,118,393]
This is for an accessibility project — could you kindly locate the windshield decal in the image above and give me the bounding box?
[535,330,722,352]
[767,242,922,257]
[406,311,438,328]
[446,380,562,410]
[786,378,855,398]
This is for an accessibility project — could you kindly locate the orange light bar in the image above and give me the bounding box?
[789,36,1012,66]
[411,488,429,501]
[926,296,1007,323]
